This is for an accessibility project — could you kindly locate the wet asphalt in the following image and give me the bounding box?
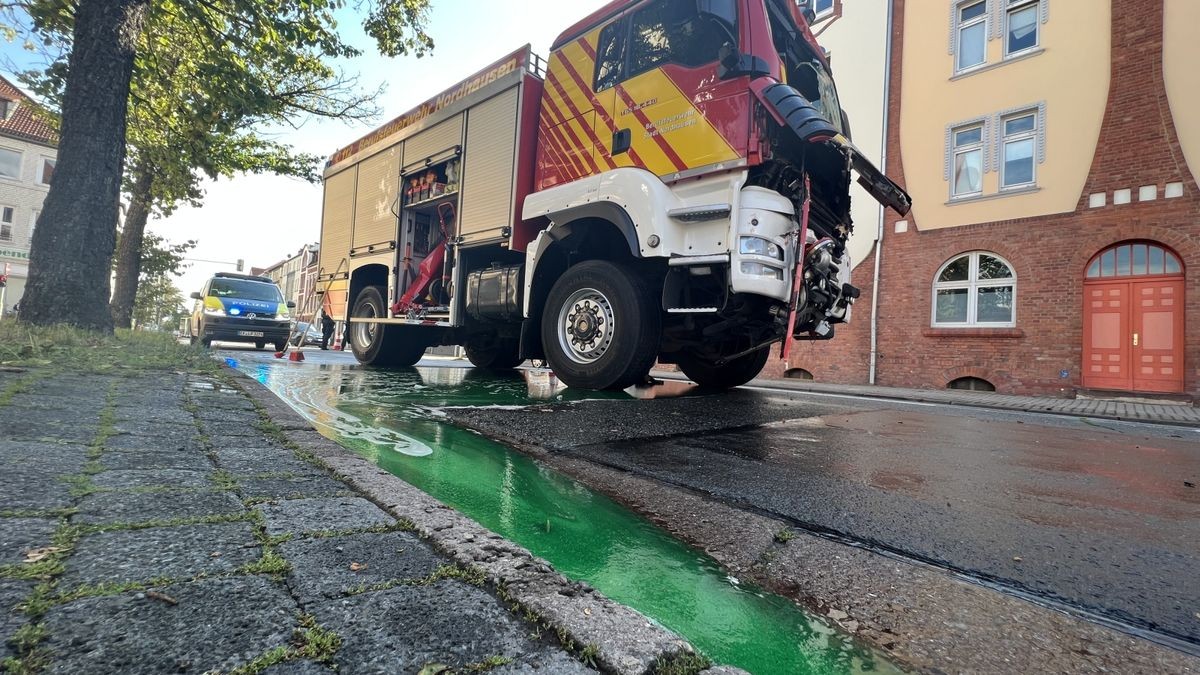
[223,346,1200,650]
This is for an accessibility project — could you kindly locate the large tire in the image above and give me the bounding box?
[465,337,524,370]
[541,260,661,390]
[677,345,771,390]
[349,286,427,367]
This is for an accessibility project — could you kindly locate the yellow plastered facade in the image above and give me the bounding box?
[1163,0,1200,185]
[900,0,1111,230]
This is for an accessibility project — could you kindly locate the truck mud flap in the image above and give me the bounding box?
[753,81,912,216]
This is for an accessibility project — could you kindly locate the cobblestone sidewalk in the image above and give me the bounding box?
[0,368,592,674]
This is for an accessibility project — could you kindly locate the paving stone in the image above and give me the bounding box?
[195,407,262,424]
[91,469,215,490]
[239,475,351,501]
[256,497,393,538]
[0,441,89,474]
[110,418,197,438]
[3,396,106,417]
[0,517,57,565]
[208,432,283,448]
[112,407,195,426]
[42,576,296,674]
[312,581,563,673]
[74,490,245,526]
[1,579,33,663]
[190,393,257,412]
[0,411,97,443]
[224,457,326,480]
[212,446,303,473]
[61,522,261,588]
[0,466,74,511]
[99,451,215,472]
[280,532,443,602]
[103,432,204,453]
[493,651,593,674]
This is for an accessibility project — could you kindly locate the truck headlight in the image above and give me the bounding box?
[740,261,784,281]
[739,236,784,260]
[203,307,226,316]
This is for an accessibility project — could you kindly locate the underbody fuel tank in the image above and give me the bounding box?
[751,79,912,216]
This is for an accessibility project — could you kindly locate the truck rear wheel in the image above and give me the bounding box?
[465,337,523,370]
[541,260,661,390]
[350,285,427,367]
[677,345,771,390]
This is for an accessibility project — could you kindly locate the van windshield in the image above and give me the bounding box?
[208,279,283,303]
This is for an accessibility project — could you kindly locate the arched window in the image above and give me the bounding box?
[932,252,1016,326]
[1085,242,1182,278]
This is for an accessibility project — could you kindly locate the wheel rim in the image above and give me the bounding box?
[556,287,615,365]
[353,301,378,349]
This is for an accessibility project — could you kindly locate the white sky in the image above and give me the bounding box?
[2,0,609,295]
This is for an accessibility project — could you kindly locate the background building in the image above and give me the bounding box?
[254,243,320,322]
[0,75,56,317]
[788,0,1198,399]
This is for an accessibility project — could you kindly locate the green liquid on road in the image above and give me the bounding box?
[237,358,897,675]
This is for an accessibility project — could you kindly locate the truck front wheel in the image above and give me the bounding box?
[677,346,771,390]
[541,260,661,390]
[350,285,427,367]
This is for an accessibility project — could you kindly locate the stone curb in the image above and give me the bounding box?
[220,366,716,675]
[650,372,1200,429]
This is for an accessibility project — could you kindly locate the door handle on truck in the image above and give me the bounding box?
[612,129,631,156]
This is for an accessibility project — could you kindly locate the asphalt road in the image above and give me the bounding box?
[220,345,1200,650]
[445,373,1200,648]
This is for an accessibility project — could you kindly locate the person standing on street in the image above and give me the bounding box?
[319,308,335,350]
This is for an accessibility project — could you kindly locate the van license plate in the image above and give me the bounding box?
[237,331,265,337]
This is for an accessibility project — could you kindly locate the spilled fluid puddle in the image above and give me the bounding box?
[230,354,898,675]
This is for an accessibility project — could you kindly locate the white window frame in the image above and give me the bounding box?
[37,157,55,186]
[0,205,13,241]
[932,252,1017,328]
[813,0,835,19]
[954,0,989,73]
[950,123,985,198]
[0,147,21,181]
[1000,110,1038,190]
[1003,0,1041,58]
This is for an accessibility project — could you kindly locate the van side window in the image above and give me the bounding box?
[627,0,728,78]
[594,20,625,91]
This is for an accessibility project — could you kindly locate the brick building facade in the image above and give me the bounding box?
[772,0,1198,400]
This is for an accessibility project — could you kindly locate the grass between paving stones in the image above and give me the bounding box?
[0,323,219,375]
[227,613,343,675]
[0,369,44,407]
[341,562,488,598]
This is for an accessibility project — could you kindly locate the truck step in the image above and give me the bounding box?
[666,307,719,314]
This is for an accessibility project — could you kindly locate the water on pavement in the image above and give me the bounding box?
[227,351,899,675]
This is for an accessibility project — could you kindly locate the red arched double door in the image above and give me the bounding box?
[1082,242,1185,393]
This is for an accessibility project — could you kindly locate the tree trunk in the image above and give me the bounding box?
[19,0,149,331]
[109,168,154,329]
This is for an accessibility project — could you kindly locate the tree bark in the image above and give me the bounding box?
[109,167,154,329]
[19,0,149,331]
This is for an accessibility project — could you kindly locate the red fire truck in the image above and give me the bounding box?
[317,0,909,390]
